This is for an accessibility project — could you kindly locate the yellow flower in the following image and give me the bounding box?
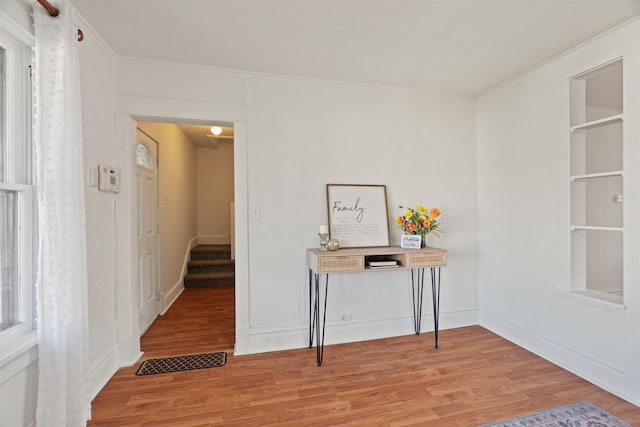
[396,204,443,237]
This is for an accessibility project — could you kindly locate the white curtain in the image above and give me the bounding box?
[33,2,91,426]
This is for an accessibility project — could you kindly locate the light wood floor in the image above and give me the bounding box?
[89,288,640,426]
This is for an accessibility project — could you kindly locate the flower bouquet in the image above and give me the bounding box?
[395,204,442,246]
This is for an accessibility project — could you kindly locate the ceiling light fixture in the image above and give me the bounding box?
[210,126,223,136]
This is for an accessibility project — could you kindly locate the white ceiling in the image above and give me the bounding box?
[69,0,640,94]
[176,124,234,148]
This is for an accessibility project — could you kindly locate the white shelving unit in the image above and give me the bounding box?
[570,114,623,133]
[569,58,624,303]
[570,171,622,181]
[571,226,622,232]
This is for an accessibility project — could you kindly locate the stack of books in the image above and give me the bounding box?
[366,259,399,269]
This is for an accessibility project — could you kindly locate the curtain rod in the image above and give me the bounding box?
[36,0,84,41]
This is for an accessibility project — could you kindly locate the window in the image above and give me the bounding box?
[0,22,35,349]
[1,47,5,177]
[0,189,17,329]
[136,142,154,170]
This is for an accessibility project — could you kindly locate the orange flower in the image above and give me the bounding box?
[396,204,443,237]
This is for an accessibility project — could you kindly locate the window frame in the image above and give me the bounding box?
[0,183,33,342]
[0,14,36,362]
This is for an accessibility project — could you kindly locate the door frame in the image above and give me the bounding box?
[113,95,249,365]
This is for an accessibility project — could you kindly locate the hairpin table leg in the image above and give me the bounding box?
[312,273,329,366]
[411,268,426,335]
[431,267,441,348]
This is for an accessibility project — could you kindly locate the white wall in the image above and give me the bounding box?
[242,74,479,349]
[196,143,234,243]
[116,58,479,354]
[477,20,640,404]
[137,122,198,307]
[79,16,120,400]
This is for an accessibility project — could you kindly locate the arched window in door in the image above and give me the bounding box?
[136,142,154,170]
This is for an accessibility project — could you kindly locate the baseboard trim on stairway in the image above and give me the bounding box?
[161,236,199,314]
[199,234,231,245]
[161,283,184,315]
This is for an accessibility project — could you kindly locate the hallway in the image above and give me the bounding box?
[139,287,235,359]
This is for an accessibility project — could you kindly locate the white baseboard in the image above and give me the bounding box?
[90,344,119,400]
[91,341,143,401]
[161,283,184,315]
[160,236,199,314]
[320,307,477,348]
[117,335,143,367]
[236,308,478,356]
[479,310,628,401]
[233,326,252,355]
[198,234,231,245]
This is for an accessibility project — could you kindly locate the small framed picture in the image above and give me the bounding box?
[401,234,422,249]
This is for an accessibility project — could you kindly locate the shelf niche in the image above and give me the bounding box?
[569,58,624,301]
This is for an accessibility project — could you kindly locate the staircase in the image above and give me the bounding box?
[184,245,235,288]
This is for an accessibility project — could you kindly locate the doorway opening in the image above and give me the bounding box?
[113,98,249,366]
[134,121,236,353]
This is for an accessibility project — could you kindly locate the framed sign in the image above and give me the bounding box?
[401,234,422,249]
[326,184,390,248]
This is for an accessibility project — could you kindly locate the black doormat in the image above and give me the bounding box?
[136,352,227,376]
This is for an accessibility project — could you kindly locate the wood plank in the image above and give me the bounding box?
[89,288,640,426]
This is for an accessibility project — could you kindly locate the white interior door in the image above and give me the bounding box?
[136,130,159,335]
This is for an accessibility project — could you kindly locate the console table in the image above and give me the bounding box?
[306,246,447,366]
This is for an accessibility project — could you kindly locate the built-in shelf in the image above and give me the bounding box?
[570,171,623,181]
[569,57,624,301]
[554,287,625,315]
[570,114,623,132]
[570,225,623,232]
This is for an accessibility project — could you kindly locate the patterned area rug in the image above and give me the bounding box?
[136,352,227,376]
[478,401,631,427]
